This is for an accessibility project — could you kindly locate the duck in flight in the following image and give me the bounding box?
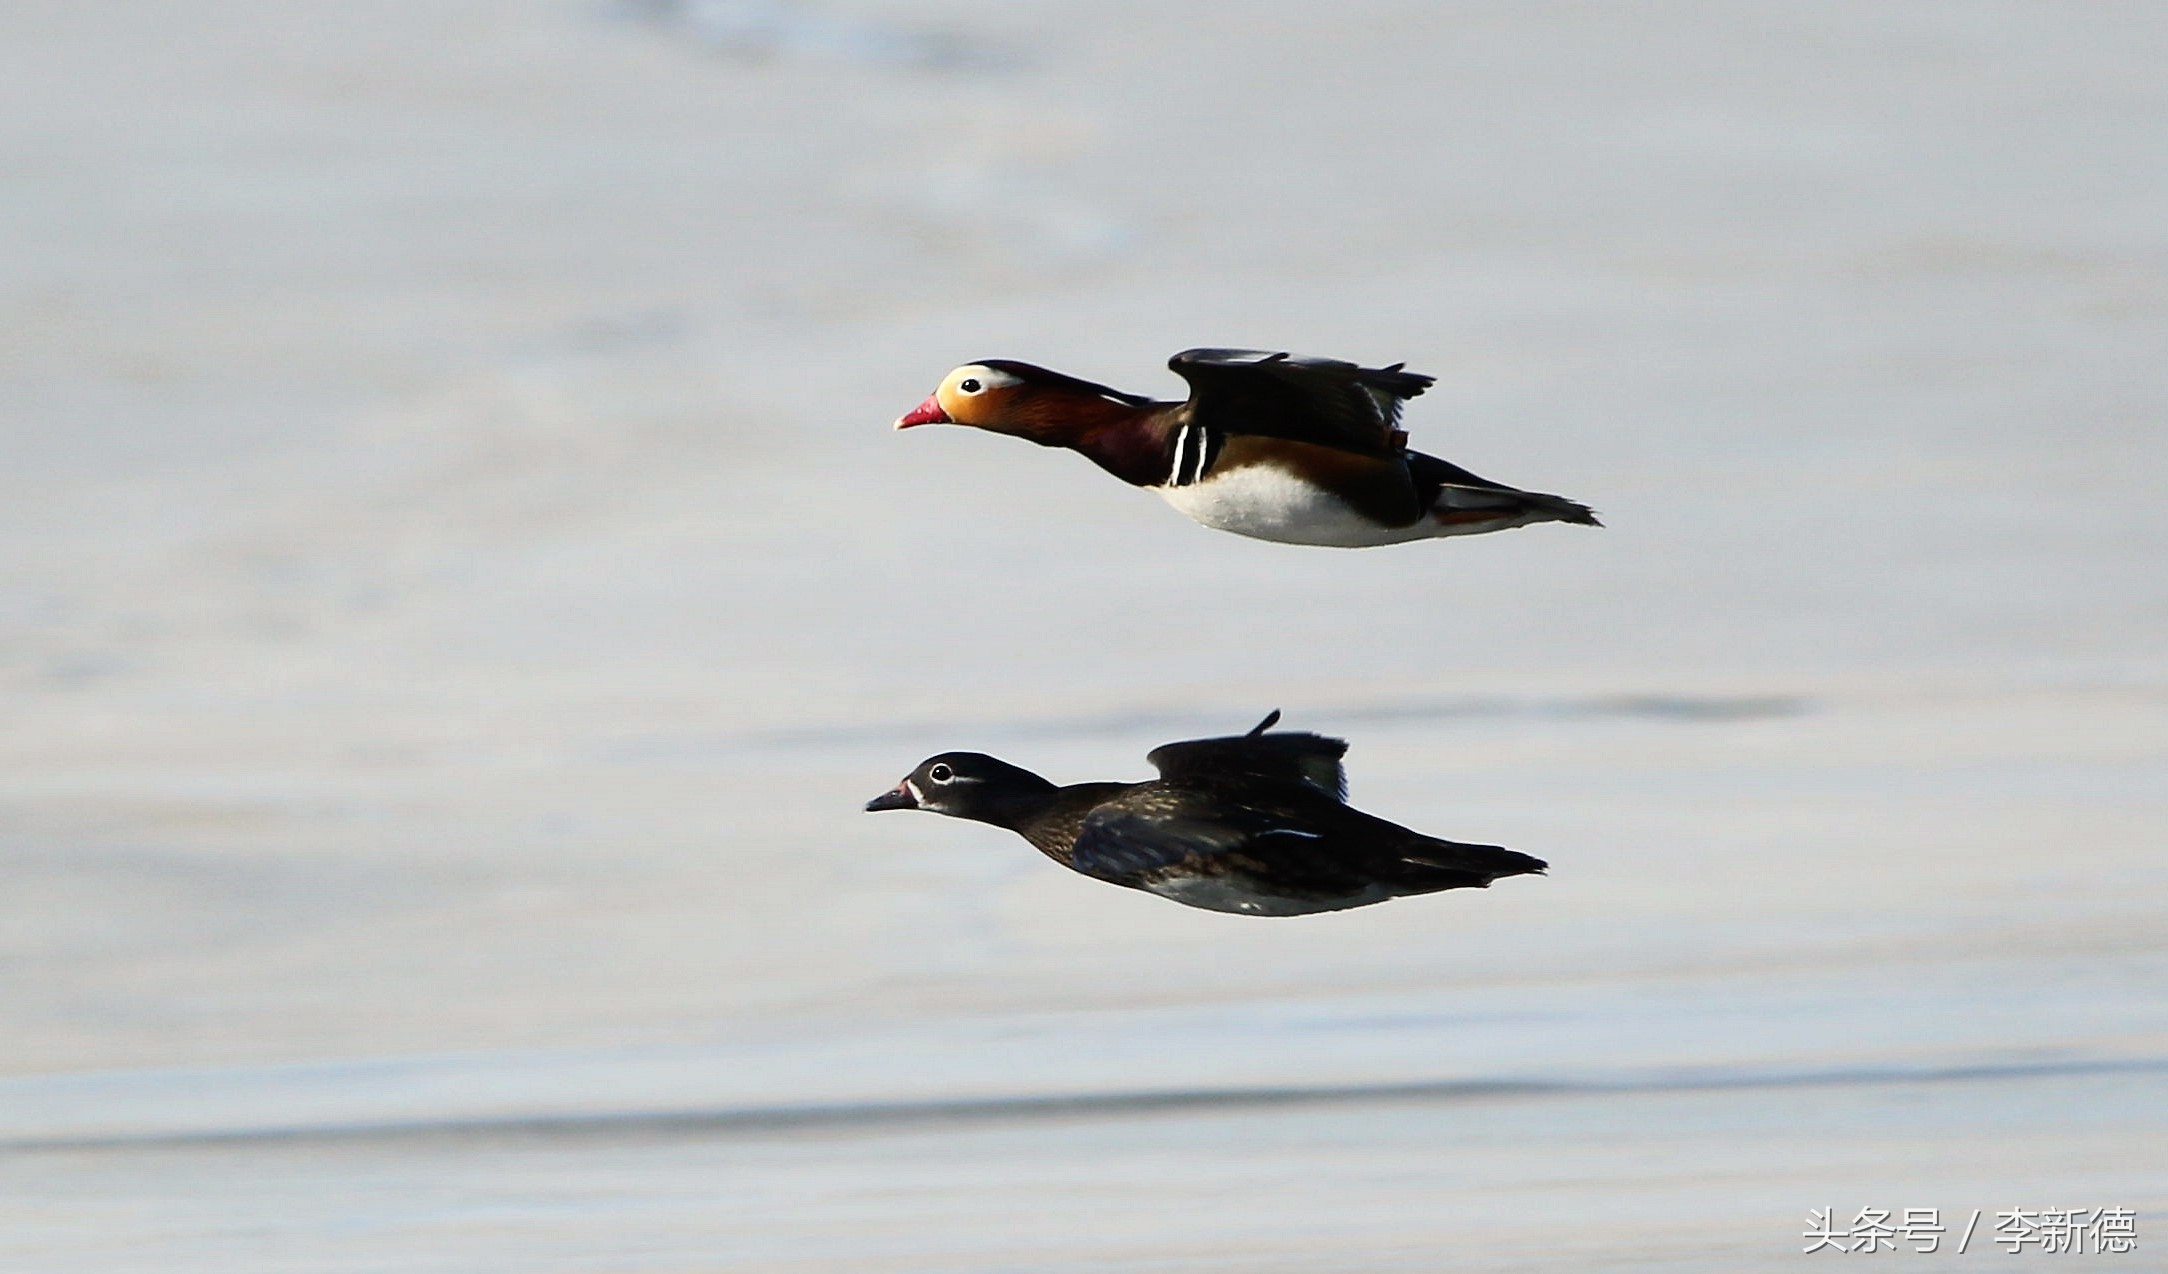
[864,712,1547,916]
[895,348,1598,547]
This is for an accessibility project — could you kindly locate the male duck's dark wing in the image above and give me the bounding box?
[1168,349,1436,458]
[1067,785,1365,892]
[1144,710,1349,800]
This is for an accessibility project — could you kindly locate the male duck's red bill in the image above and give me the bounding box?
[894,394,949,429]
[891,348,1598,548]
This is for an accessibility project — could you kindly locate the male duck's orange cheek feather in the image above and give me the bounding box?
[894,394,950,429]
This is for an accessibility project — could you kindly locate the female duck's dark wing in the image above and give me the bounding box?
[1070,782,1547,901]
[1167,349,1437,458]
[1066,785,1368,892]
[1143,710,1348,799]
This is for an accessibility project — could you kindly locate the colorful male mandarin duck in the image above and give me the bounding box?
[895,349,1597,547]
[865,712,1546,916]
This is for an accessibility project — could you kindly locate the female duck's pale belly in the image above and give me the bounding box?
[1142,872,1396,916]
[1156,463,1433,547]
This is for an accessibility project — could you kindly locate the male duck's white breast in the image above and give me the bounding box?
[1158,463,1430,547]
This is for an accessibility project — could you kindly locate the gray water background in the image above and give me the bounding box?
[2,2,2164,1269]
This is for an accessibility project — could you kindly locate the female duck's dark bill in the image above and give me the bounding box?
[865,784,918,811]
[894,396,948,429]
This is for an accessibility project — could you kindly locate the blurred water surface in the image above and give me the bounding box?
[1,2,2164,1269]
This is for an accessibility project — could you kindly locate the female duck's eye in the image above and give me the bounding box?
[957,378,982,394]
[928,763,954,783]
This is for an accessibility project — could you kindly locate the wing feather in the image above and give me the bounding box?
[1070,795,1361,891]
[1168,348,1436,457]
[1144,712,1349,799]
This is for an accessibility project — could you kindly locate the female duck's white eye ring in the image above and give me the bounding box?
[928,763,955,783]
[956,378,982,394]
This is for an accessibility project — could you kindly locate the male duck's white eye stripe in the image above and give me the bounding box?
[954,366,1022,391]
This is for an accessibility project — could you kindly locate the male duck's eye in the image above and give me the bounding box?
[928,763,954,783]
[957,378,982,394]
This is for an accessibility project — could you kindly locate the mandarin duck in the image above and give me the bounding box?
[865,711,1547,916]
[895,348,1597,547]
